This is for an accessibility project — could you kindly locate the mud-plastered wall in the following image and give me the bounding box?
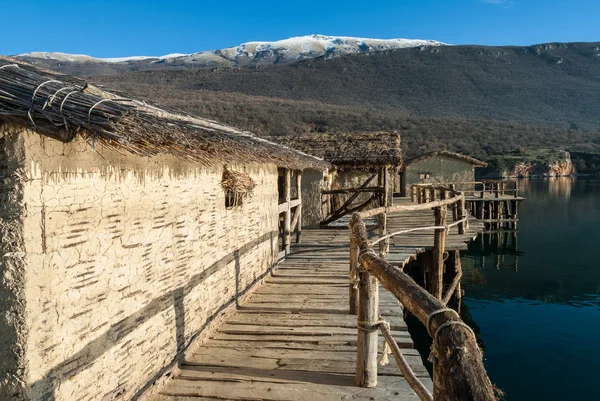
[2,128,279,400]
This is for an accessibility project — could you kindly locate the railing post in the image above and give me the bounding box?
[457,193,466,234]
[349,233,358,315]
[355,259,379,388]
[514,180,519,198]
[411,185,417,202]
[296,171,302,243]
[283,169,291,255]
[379,166,389,256]
[431,206,447,300]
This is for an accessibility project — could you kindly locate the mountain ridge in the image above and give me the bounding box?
[12,34,445,74]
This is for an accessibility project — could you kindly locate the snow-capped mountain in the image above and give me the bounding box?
[13,34,446,72]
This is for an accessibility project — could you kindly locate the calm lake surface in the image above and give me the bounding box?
[461,177,600,400]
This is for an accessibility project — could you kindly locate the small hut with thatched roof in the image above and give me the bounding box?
[0,58,328,401]
[265,131,402,226]
[400,150,487,195]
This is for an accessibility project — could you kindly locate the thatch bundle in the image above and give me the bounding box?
[0,58,328,170]
[264,131,402,169]
[221,168,256,194]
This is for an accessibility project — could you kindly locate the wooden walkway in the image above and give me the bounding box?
[152,198,483,401]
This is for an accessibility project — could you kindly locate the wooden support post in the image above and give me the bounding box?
[457,194,466,234]
[379,166,389,256]
[349,234,358,315]
[411,185,417,202]
[454,251,463,312]
[284,169,291,255]
[296,172,302,243]
[514,180,519,198]
[355,266,379,387]
[442,250,463,306]
[431,206,447,300]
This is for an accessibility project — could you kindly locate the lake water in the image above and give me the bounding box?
[461,177,600,400]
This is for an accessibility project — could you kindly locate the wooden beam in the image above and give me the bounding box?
[457,194,466,234]
[322,187,384,195]
[355,263,379,387]
[379,166,389,256]
[320,194,376,226]
[358,194,465,219]
[349,234,358,315]
[284,169,291,255]
[295,172,302,243]
[431,206,447,300]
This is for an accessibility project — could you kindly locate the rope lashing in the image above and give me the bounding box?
[87,98,115,126]
[0,64,19,70]
[356,318,386,331]
[426,308,478,364]
[28,79,61,129]
[426,308,459,338]
[31,80,61,106]
[44,86,78,109]
[379,321,392,366]
[59,90,81,129]
[356,317,392,366]
[358,247,377,260]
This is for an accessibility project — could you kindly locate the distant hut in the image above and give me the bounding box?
[0,59,328,401]
[265,131,402,226]
[400,150,487,195]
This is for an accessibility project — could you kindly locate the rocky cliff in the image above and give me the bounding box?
[507,151,574,177]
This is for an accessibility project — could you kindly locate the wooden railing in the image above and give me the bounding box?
[348,187,497,401]
[278,169,302,260]
[411,180,519,200]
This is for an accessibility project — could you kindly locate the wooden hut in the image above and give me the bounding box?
[0,59,328,401]
[400,150,487,195]
[265,131,402,226]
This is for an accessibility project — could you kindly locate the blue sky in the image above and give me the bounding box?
[2,0,598,57]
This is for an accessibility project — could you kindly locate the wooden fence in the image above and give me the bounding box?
[411,180,519,200]
[348,185,497,401]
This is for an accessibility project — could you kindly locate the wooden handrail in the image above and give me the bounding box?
[411,180,519,200]
[349,184,496,400]
[358,195,464,218]
[349,209,497,400]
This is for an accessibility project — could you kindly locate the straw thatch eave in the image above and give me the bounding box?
[404,151,487,168]
[0,57,328,171]
[263,131,402,169]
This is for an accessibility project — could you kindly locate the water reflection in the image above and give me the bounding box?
[461,177,600,401]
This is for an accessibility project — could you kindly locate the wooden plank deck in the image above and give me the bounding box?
[152,197,483,401]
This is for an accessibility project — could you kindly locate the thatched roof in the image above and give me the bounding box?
[404,151,487,167]
[263,131,402,169]
[0,57,328,170]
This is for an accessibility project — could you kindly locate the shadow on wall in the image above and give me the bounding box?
[31,230,277,401]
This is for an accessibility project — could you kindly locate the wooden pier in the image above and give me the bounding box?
[412,181,525,231]
[150,191,491,401]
